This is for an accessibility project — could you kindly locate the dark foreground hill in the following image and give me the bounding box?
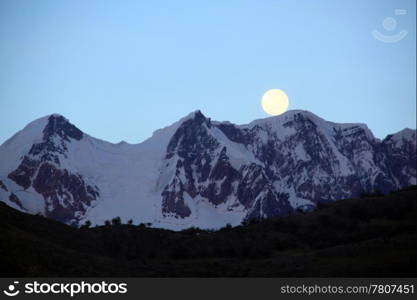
[0,186,416,277]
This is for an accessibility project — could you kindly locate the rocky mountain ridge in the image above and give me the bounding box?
[0,110,415,229]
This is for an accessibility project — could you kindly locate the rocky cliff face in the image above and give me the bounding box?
[0,111,415,229]
[159,111,294,221]
[157,110,416,222]
[4,115,99,225]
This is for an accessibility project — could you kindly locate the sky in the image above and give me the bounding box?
[0,0,415,144]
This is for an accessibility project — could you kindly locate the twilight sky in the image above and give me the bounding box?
[0,0,415,144]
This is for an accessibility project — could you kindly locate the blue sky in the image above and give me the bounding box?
[0,0,415,144]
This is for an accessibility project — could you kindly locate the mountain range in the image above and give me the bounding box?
[0,110,415,229]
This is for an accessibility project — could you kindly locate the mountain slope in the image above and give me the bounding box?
[0,110,415,229]
[1,187,416,277]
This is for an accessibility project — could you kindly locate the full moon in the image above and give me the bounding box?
[261,89,289,116]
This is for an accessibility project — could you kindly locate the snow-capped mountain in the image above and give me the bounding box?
[0,110,415,229]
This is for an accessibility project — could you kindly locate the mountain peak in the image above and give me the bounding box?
[392,128,415,138]
[181,109,207,122]
[43,114,83,141]
[247,109,324,131]
[169,110,211,131]
[49,113,66,118]
[384,128,416,145]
